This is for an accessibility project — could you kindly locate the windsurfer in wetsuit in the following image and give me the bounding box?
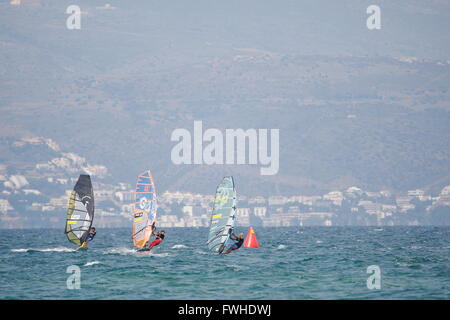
[223,231,244,254]
[87,227,96,241]
[146,223,165,250]
[80,227,96,248]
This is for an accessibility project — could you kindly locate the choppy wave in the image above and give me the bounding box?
[134,250,170,257]
[194,249,210,255]
[171,244,188,249]
[11,247,77,253]
[103,247,171,257]
[149,252,170,257]
[103,247,137,255]
[2,227,449,299]
[226,264,249,271]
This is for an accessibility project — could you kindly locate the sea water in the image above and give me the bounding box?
[0,227,449,299]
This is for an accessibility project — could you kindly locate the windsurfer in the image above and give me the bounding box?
[80,227,96,248]
[223,231,244,254]
[146,223,165,250]
[87,227,96,241]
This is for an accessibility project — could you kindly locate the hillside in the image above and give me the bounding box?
[1,1,450,196]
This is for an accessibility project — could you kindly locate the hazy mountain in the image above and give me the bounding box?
[1,0,450,196]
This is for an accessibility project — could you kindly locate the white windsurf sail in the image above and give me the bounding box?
[207,176,237,253]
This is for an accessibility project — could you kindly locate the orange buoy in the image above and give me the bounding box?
[244,227,259,248]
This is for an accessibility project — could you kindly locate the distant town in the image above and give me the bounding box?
[0,137,449,228]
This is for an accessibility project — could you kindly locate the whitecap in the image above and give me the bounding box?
[225,264,248,271]
[194,250,210,255]
[84,261,101,266]
[103,247,137,255]
[11,247,76,253]
[140,252,170,257]
[276,244,287,250]
[40,247,77,252]
[171,244,188,249]
[396,262,412,267]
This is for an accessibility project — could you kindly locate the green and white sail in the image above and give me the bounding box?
[207,176,236,253]
[65,174,95,246]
